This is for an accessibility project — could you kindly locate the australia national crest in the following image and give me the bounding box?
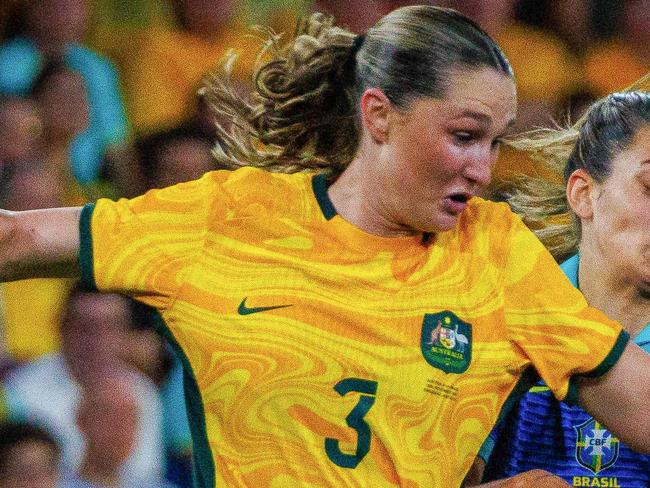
[574,418,620,474]
[421,311,472,374]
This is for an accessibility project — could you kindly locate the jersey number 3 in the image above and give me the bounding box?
[325,378,378,469]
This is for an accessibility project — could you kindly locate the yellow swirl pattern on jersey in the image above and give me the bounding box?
[80,167,628,487]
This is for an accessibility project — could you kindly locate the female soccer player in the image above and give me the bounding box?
[0,6,647,487]
[474,91,650,487]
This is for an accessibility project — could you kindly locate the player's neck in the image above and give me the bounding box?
[578,250,650,338]
[328,154,420,238]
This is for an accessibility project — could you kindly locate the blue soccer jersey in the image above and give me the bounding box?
[482,255,650,487]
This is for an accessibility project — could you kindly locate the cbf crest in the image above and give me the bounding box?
[421,312,472,374]
[574,418,620,474]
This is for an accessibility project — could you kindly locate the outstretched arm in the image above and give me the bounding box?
[464,460,571,487]
[0,207,82,281]
[578,340,650,454]
[472,470,569,487]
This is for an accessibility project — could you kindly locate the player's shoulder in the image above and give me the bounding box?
[218,166,307,190]
[215,167,313,218]
[458,197,518,239]
[116,168,311,224]
[142,167,288,198]
[465,196,513,218]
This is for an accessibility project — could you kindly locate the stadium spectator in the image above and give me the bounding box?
[0,421,61,488]
[29,60,90,206]
[0,95,41,177]
[0,0,129,184]
[159,358,192,488]
[122,301,192,487]
[139,131,215,190]
[534,0,594,54]
[0,0,21,42]
[86,0,175,63]
[585,0,650,96]
[488,0,595,56]
[243,0,307,34]
[313,0,391,32]
[0,95,43,210]
[119,0,258,135]
[135,96,217,190]
[1,288,164,484]
[62,373,178,488]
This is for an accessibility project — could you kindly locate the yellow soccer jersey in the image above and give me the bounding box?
[79,168,628,488]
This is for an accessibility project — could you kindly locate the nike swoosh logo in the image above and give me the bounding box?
[238,298,293,315]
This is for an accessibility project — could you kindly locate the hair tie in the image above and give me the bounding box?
[351,34,365,56]
[336,34,365,87]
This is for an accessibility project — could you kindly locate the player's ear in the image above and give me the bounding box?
[359,88,391,144]
[566,169,595,220]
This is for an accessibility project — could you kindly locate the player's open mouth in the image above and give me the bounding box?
[443,193,471,214]
[448,194,469,203]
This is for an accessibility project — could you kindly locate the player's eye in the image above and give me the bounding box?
[453,132,475,145]
[491,137,503,150]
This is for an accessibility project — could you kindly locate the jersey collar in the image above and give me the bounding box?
[311,173,337,220]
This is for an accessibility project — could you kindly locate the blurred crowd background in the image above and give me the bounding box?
[0,0,647,487]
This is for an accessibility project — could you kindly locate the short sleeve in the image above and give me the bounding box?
[503,215,629,403]
[79,172,218,310]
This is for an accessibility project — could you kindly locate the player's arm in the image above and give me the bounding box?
[0,207,82,281]
[463,457,486,486]
[470,470,569,487]
[578,340,650,454]
[465,461,571,487]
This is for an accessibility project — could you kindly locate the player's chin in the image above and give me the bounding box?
[408,208,461,235]
[412,220,455,235]
[427,213,461,233]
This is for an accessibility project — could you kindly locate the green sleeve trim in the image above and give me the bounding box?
[150,311,215,488]
[311,173,337,220]
[78,203,97,291]
[565,329,630,405]
[565,378,579,405]
[476,433,495,463]
[479,367,539,461]
[495,366,539,425]
[585,329,630,377]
